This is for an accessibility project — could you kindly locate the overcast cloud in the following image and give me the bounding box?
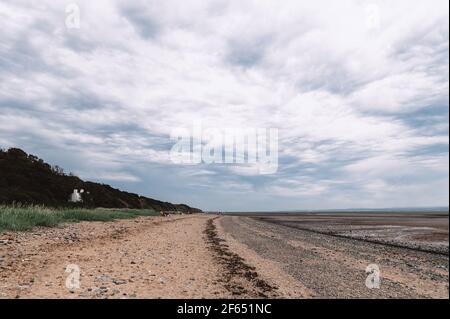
[0,0,448,211]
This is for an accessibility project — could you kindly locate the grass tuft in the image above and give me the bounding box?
[0,205,158,233]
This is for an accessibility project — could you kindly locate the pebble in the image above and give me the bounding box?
[96,274,111,282]
[112,279,127,285]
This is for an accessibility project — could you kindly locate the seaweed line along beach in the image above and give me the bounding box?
[0,211,448,299]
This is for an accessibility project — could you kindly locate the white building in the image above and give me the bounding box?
[69,189,84,203]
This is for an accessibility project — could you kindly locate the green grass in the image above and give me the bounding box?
[0,205,159,233]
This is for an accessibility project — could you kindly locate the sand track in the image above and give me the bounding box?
[0,214,229,298]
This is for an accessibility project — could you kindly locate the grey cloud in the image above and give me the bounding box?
[120,5,160,39]
[0,36,47,75]
[226,35,272,68]
[399,104,449,135]
[0,0,448,210]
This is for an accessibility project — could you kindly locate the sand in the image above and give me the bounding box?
[0,213,448,298]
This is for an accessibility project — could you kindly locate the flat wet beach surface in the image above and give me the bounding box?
[220,212,449,298]
[251,212,449,254]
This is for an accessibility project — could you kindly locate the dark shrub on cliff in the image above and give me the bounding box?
[0,148,201,213]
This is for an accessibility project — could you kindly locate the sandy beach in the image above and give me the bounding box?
[0,213,448,299]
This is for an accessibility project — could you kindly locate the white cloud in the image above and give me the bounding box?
[93,172,141,182]
[0,0,448,210]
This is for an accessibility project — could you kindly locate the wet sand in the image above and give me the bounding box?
[220,212,449,298]
[249,211,449,254]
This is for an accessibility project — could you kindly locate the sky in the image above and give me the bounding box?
[0,0,448,211]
